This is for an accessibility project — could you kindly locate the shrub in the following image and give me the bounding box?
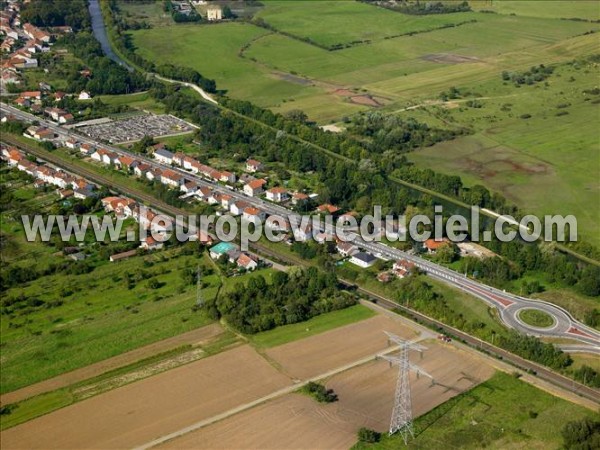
[357,427,381,443]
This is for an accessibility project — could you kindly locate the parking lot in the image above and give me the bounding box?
[77,114,196,144]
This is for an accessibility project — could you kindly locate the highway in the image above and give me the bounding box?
[2,102,599,352]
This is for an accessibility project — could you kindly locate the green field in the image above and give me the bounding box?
[129,1,596,122]
[352,371,596,449]
[254,1,479,48]
[471,0,600,20]
[249,303,375,348]
[407,58,600,246]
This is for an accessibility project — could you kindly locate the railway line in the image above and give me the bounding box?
[3,132,599,405]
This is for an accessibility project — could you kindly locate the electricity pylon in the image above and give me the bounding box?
[195,265,204,307]
[380,332,435,444]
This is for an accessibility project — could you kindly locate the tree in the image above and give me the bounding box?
[357,428,381,443]
[562,418,600,449]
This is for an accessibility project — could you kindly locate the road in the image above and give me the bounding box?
[2,102,599,353]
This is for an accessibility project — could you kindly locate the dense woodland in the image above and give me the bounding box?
[204,267,356,334]
[57,32,150,95]
[21,0,91,31]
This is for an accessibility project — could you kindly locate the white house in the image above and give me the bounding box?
[293,222,313,242]
[266,187,289,203]
[245,159,263,173]
[337,241,359,257]
[236,253,258,271]
[78,91,92,100]
[154,148,174,165]
[349,252,377,268]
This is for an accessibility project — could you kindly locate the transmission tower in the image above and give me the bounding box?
[380,332,435,444]
[195,264,204,307]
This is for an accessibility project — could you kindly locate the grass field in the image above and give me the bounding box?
[254,1,479,48]
[249,304,376,348]
[97,91,165,114]
[471,0,600,20]
[352,371,596,449]
[407,58,600,246]
[129,2,596,122]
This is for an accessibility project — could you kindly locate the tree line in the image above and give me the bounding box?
[204,267,356,334]
[21,0,91,31]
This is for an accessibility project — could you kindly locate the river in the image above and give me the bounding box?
[88,0,133,71]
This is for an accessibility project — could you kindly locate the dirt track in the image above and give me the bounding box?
[265,315,420,379]
[159,342,494,449]
[0,324,224,406]
[1,345,292,450]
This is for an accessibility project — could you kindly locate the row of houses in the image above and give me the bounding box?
[1,146,96,198]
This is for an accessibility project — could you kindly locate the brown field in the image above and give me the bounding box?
[160,342,495,449]
[265,315,421,380]
[0,345,292,450]
[0,323,225,405]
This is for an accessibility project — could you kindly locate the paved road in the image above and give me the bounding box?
[2,103,599,352]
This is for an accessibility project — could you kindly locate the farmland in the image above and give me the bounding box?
[352,371,596,450]
[2,308,498,449]
[129,2,596,121]
[406,57,600,246]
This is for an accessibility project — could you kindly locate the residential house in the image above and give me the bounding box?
[337,241,359,257]
[229,200,250,216]
[160,169,184,187]
[350,252,377,268]
[242,207,266,224]
[180,181,198,194]
[134,162,151,177]
[317,203,341,215]
[78,91,92,100]
[243,178,266,197]
[140,236,164,251]
[266,187,289,203]
[237,253,258,271]
[146,167,162,182]
[154,148,174,165]
[65,138,78,149]
[392,259,416,279]
[293,222,313,242]
[423,238,451,254]
[79,143,94,155]
[245,159,263,173]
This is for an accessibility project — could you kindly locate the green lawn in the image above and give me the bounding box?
[249,304,375,348]
[97,91,165,114]
[519,309,555,328]
[352,371,596,449]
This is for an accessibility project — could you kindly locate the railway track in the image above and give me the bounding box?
[250,242,600,405]
[5,136,599,406]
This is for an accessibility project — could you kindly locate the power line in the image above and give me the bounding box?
[380,332,435,444]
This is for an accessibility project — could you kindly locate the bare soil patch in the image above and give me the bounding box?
[0,323,224,405]
[265,315,420,380]
[161,342,494,449]
[1,345,292,450]
[350,95,381,107]
[275,72,314,86]
[422,53,481,64]
[332,88,356,96]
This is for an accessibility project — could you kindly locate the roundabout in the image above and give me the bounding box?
[517,308,556,329]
